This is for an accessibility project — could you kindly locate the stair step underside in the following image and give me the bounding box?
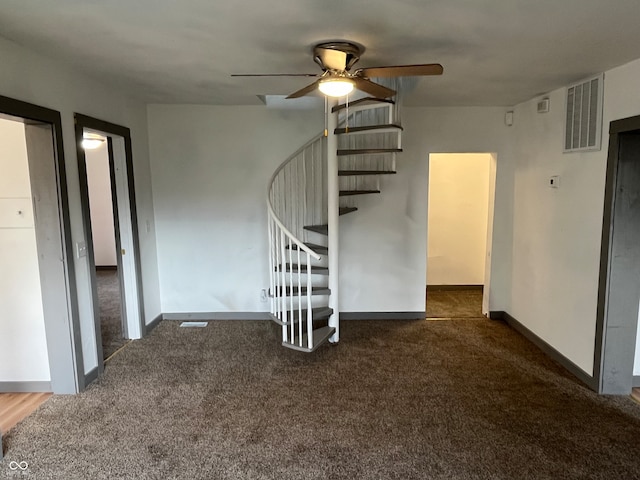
[304,224,328,235]
[337,148,402,156]
[339,190,380,196]
[270,287,331,297]
[340,206,358,215]
[277,263,329,275]
[332,97,395,113]
[286,242,328,255]
[283,326,336,353]
[338,170,396,176]
[334,124,403,135]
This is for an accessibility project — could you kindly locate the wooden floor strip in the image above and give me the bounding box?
[0,392,51,434]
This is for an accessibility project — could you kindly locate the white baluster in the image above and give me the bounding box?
[306,252,313,350]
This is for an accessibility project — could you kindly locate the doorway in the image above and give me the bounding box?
[75,114,144,375]
[426,153,496,319]
[595,115,640,395]
[83,135,127,360]
[0,95,81,394]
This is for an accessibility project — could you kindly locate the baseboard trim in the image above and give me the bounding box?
[144,313,163,335]
[427,285,483,291]
[162,312,272,321]
[341,311,426,320]
[498,311,598,391]
[161,311,426,321]
[0,381,52,393]
[633,376,640,388]
[489,310,505,321]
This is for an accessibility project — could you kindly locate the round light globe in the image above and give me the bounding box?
[318,78,355,97]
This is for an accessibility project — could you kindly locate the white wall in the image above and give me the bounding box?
[340,107,513,313]
[147,105,513,316]
[0,36,160,376]
[148,105,322,313]
[85,143,117,266]
[0,119,50,382]
[427,153,491,285]
[509,57,640,376]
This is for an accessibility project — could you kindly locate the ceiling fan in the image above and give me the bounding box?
[231,41,443,99]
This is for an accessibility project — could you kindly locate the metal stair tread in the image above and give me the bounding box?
[334,124,403,135]
[283,325,336,353]
[271,286,331,297]
[332,97,395,113]
[339,189,380,196]
[276,263,329,274]
[338,170,397,176]
[337,148,402,156]
[286,242,328,254]
[289,306,333,321]
[304,224,328,235]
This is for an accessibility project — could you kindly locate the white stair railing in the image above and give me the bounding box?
[267,133,328,350]
[267,86,403,351]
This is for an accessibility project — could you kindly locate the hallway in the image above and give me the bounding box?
[426,287,484,318]
[96,269,126,360]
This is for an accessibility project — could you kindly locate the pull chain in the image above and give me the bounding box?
[324,97,328,137]
[345,94,349,134]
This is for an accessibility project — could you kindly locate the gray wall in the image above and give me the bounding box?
[0,35,161,376]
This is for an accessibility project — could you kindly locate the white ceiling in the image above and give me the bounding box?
[1,0,640,106]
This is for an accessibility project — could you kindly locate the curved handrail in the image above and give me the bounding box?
[266,132,325,261]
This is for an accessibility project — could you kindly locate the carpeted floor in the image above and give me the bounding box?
[426,287,484,318]
[3,316,640,479]
[96,269,126,360]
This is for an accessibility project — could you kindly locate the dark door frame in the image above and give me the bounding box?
[0,95,83,393]
[74,113,145,382]
[594,114,640,394]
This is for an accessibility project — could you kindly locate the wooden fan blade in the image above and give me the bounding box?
[359,64,444,78]
[231,73,320,77]
[352,77,396,98]
[286,79,322,99]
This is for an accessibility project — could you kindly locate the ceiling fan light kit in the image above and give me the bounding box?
[318,77,355,97]
[232,40,443,100]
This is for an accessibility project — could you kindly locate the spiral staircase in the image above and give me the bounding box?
[267,95,403,352]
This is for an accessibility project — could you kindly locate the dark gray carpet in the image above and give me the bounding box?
[426,288,484,318]
[96,269,126,360]
[3,318,640,479]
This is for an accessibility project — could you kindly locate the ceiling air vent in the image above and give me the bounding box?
[564,74,604,152]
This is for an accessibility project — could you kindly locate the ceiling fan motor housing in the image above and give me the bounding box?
[313,41,363,72]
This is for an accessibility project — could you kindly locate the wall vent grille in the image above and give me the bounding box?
[564,74,603,152]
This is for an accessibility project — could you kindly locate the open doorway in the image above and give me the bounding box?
[595,115,640,395]
[426,153,496,319]
[83,135,127,361]
[0,95,82,395]
[75,114,144,375]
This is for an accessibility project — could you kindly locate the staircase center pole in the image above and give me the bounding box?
[327,98,339,343]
